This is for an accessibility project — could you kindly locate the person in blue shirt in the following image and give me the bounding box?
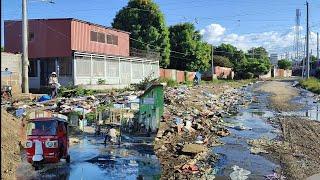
[194,71,201,85]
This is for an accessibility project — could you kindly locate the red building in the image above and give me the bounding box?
[4,18,159,89]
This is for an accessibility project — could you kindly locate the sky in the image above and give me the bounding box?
[2,0,320,57]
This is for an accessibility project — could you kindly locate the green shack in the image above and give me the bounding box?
[138,84,164,134]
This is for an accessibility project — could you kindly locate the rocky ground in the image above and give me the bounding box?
[154,82,253,179]
[1,109,26,180]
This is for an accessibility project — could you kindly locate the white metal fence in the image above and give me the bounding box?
[73,52,159,85]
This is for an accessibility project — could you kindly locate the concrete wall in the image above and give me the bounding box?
[273,68,292,78]
[214,66,234,79]
[159,68,196,82]
[259,70,272,80]
[1,52,22,94]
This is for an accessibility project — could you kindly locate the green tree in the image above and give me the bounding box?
[1,47,4,52]
[168,23,211,71]
[213,43,247,71]
[112,0,170,67]
[247,47,269,60]
[212,55,233,68]
[278,59,292,70]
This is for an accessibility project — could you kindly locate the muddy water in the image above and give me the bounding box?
[212,83,320,179]
[213,86,279,179]
[18,137,161,180]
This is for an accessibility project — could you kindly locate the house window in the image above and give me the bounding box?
[59,58,72,76]
[106,34,118,45]
[28,60,37,77]
[90,31,97,42]
[28,32,34,41]
[112,35,118,45]
[106,34,112,44]
[97,32,105,43]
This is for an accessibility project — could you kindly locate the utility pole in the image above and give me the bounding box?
[317,32,319,60]
[22,0,29,93]
[302,36,306,78]
[211,45,214,75]
[306,1,310,78]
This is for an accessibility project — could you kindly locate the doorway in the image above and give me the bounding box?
[40,59,56,86]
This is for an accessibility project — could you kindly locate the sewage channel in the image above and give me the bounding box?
[213,83,320,179]
[19,137,161,180]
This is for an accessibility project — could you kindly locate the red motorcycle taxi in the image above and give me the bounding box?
[25,117,70,169]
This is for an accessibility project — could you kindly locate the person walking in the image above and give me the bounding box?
[48,72,60,99]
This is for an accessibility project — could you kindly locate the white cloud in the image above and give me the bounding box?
[200,23,318,56]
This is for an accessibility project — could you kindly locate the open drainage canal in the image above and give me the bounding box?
[32,138,161,180]
[213,84,320,179]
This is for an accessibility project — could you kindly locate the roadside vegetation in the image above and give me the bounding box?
[277,59,292,70]
[112,0,272,80]
[299,78,320,94]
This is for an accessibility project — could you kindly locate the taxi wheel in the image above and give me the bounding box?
[66,155,70,163]
[32,162,41,170]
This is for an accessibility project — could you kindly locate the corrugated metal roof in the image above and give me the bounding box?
[4,18,130,35]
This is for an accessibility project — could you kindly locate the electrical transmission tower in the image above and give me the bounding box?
[294,9,302,61]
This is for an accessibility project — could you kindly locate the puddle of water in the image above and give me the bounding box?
[282,89,320,121]
[213,88,280,179]
[212,84,319,179]
[19,138,161,180]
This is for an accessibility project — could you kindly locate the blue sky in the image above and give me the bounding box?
[2,0,320,55]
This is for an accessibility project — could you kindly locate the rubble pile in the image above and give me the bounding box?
[154,84,251,179]
[3,90,145,119]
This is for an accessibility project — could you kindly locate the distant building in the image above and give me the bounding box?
[4,18,159,89]
[269,53,279,66]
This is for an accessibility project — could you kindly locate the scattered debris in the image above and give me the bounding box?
[229,165,251,180]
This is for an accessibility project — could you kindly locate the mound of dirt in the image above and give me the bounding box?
[1,109,26,180]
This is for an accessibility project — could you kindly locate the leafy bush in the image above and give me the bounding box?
[58,86,97,97]
[97,78,106,85]
[159,78,178,87]
[299,78,320,94]
[278,59,292,70]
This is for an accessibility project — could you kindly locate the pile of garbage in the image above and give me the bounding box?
[154,84,251,179]
[3,89,145,122]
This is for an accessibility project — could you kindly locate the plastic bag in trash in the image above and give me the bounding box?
[38,94,51,102]
[229,165,251,180]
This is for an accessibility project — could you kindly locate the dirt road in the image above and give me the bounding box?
[252,80,320,179]
[256,81,300,111]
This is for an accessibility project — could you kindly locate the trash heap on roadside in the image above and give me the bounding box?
[3,89,146,129]
[154,84,252,179]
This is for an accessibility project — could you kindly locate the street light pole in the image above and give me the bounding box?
[22,0,29,93]
[306,1,310,79]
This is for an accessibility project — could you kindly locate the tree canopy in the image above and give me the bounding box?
[278,59,292,70]
[168,23,211,71]
[211,55,233,68]
[112,0,170,67]
[213,43,247,70]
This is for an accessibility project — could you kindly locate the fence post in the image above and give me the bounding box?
[73,53,77,86]
[104,55,107,83]
[118,57,121,84]
[90,54,93,85]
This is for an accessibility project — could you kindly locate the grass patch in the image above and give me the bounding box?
[159,78,178,87]
[299,77,320,94]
